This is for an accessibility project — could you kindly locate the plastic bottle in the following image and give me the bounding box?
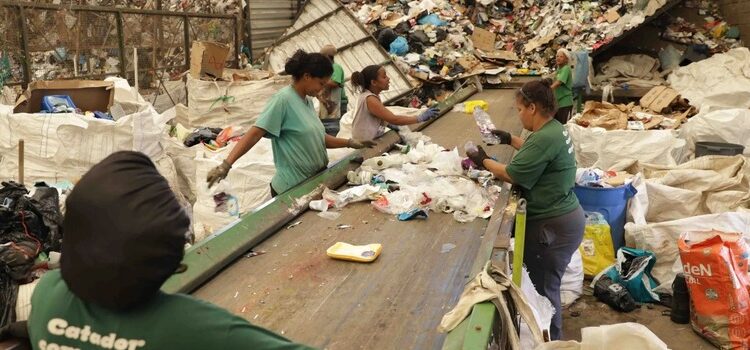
[472,107,500,144]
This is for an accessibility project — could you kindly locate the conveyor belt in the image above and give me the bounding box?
[192,88,524,349]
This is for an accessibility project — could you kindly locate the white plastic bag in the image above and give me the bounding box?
[561,249,584,307]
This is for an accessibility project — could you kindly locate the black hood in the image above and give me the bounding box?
[61,151,189,311]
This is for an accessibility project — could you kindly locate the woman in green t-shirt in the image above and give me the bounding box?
[465,80,584,341]
[206,50,374,196]
[550,48,575,124]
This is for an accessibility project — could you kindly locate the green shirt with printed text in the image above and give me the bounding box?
[28,270,315,350]
[506,120,579,219]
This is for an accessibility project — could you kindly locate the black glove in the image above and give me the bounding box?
[466,145,490,169]
[491,129,512,145]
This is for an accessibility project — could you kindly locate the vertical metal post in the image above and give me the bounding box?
[245,1,253,62]
[115,11,127,78]
[234,16,241,68]
[183,15,190,69]
[18,139,24,185]
[17,6,31,88]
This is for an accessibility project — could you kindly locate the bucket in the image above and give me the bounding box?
[574,184,637,252]
[695,141,744,158]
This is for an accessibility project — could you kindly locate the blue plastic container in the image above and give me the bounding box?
[574,184,637,251]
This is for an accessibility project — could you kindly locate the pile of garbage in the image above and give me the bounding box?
[576,168,634,188]
[348,0,676,80]
[171,124,243,149]
[353,1,484,83]
[310,128,500,223]
[573,86,697,131]
[0,181,65,327]
[661,1,742,53]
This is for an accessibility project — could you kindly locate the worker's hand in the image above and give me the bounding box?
[417,107,440,122]
[348,139,377,149]
[207,160,231,188]
[466,145,490,169]
[490,129,512,145]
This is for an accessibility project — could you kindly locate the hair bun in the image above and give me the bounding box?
[284,50,308,76]
[541,78,554,87]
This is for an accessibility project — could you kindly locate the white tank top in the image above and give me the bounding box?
[351,90,386,141]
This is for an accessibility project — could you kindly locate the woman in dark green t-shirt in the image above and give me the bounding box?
[466,80,584,341]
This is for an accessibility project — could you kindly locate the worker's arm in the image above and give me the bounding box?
[325,80,341,89]
[510,135,525,150]
[226,126,265,165]
[366,96,418,125]
[550,80,562,89]
[483,160,514,184]
[325,134,376,149]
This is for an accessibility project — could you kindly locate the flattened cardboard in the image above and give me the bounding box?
[190,41,230,79]
[605,8,621,23]
[478,49,519,61]
[471,27,496,52]
[640,86,680,113]
[14,80,114,113]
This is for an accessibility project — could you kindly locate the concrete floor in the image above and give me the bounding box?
[562,294,715,349]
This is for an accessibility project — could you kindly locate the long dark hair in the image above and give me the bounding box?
[516,79,558,117]
[284,50,333,80]
[351,64,382,91]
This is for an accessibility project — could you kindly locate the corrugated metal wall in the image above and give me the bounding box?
[247,0,303,60]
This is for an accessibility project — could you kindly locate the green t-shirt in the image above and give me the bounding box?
[256,86,329,194]
[555,65,573,108]
[506,120,579,220]
[28,270,315,350]
[332,63,347,103]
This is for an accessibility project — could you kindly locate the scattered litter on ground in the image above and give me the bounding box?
[245,250,266,258]
[441,243,456,254]
[336,224,353,230]
[287,221,302,230]
[317,211,342,221]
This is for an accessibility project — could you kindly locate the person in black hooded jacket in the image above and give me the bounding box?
[27,151,315,350]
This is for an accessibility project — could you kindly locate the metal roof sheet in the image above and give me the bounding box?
[265,0,415,103]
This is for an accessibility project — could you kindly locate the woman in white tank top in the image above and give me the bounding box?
[350,65,439,141]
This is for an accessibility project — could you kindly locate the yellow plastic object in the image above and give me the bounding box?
[326,242,382,263]
[579,212,616,277]
[464,100,489,113]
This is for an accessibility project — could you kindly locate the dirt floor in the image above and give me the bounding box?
[563,294,715,349]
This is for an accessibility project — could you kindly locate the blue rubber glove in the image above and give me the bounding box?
[417,107,440,122]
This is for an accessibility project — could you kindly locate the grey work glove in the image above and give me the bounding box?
[417,107,440,122]
[466,145,490,169]
[207,160,231,188]
[348,139,377,149]
[491,129,512,145]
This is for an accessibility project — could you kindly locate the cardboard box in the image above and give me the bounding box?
[640,86,680,113]
[471,27,496,52]
[190,41,230,79]
[13,80,114,114]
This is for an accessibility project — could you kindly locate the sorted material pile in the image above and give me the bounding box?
[574,86,697,130]
[661,1,742,53]
[312,129,500,223]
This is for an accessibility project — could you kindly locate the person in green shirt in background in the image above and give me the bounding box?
[318,45,346,136]
[29,151,317,350]
[206,50,374,196]
[465,80,584,341]
[550,48,575,124]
